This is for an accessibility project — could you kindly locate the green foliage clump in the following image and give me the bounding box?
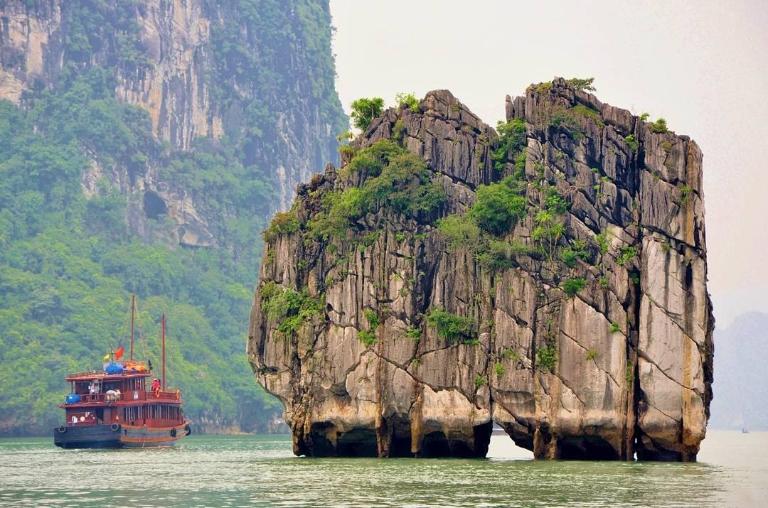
[264,209,299,241]
[357,308,380,346]
[624,134,639,153]
[562,277,587,297]
[406,326,421,342]
[260,282,322,336]
[350,97,384,131]
[610,322,621,333]
[426,308,476,345]
[571,104,604,127]
[311,141,446,240]
[679,184,693,205]
[649,118,668,134]
[532,210,565,263]
[537,344,557,371]
[596,231,610,255]
[471,176,527,236]
[566,77,596,92]
[586,348,599,361]
[476,239,537,271]
[560,239,589,267]
[358,330,377,347]
[616,246,637,267]
[502,348,520,362]
[494,361,506,378]
[626,362,634,385]
[364,308,380,330]
[474,373,487,388]
[437,215,481,249]
[549,106,583,139]
[492,119,527,173]
[395,92,420,112]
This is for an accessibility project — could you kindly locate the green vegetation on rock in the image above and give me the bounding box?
[308,141,446,240]
[426,308,477,345]
[395,93,420,113]
[260,282,323,337]
[536,344,557,371]
[350,97,385,131]
[0,0,347,435]
[562,277,587,297]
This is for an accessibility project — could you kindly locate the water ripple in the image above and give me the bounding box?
[0,432,764,507]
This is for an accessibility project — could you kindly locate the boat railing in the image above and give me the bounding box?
[68,390,182,404]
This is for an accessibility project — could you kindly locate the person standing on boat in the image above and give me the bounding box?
[151,378,161,397]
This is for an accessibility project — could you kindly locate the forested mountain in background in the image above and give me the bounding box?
[709,313,768,430]
[0,0,346,435]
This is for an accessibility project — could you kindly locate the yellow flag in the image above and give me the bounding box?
[103,353,110,362]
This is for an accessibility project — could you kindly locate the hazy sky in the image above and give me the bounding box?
[330,0,768,326]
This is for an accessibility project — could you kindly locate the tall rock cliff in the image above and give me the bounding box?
[249,79,714,460]
[0,0,345,434]
[0,0,345,230]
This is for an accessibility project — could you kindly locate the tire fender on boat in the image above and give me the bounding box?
[185,424,191,436]
[57,426,66,433]
[111,423,120,432]
[170,428,177,438]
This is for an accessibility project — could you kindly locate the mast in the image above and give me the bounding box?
[161,313,166,390]
[130,294,136,360]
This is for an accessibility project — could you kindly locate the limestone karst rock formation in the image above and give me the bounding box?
[0,0,345,241]
[248,78,714,461]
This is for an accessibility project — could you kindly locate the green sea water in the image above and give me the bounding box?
[0,431,765,507]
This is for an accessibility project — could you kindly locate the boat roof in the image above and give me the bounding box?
[66,371,152,382]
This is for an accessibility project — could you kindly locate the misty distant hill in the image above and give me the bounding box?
[710,312,768,430]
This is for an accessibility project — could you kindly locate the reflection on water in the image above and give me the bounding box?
[0,431,765,507]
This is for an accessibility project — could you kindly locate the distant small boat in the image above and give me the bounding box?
[53,297,190,448]
[742,427,749,434]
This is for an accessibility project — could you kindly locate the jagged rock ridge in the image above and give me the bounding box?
[249,79,713,461]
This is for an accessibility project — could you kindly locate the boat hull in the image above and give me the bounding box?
[119,423,190,448]
[53,423,190,449]
[53,423,122,449]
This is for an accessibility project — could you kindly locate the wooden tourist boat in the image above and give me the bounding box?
[53,298,190,448]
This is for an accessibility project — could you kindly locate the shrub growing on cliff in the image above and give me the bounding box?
[263,209,299,241]
[566,77,596,92]
[426,308,476,345]
[341,139,403,178]
[471,177,527,235]
[624,134,639,153]
[310,142,446,239]
[395,92,420,112]
[260,282,323,336]
[350,97,384,131]
[560,239,589,268]
[436,215,481,249]
[492,119,527,172]
[649,117,668,134]
[562,277,586,297]
[616,246,637,267]
[536,344,557,371]
[476,239,537,271]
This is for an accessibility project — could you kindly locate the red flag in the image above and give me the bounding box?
[115,346,125,360]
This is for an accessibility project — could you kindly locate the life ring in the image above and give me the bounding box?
[57,426,66,433]
[170,428,177,438]
[111,423,120,432]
